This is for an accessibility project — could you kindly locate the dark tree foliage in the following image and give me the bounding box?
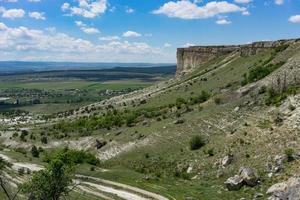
[31,146,39,158]
[23,159,74,200]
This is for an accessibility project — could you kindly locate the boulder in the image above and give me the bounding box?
[267,177,300,200]
[239,167,259,187]
[266,182,288,195]
[224,175,244,191]
[221,155,234,167]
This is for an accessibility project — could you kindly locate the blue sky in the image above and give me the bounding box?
[0,0,299,63]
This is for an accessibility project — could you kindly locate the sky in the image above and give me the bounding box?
[0,0,299,63]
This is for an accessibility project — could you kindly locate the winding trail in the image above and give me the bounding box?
[0,153,169,200]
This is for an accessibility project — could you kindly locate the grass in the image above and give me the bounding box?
[1,41,300,199]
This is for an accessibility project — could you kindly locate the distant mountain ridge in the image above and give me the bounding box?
[0,61,176,74]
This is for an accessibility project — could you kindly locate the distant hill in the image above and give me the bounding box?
[0,61,176,74]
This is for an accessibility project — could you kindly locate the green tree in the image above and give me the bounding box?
[23,159,74,200]
[31,146,39,158]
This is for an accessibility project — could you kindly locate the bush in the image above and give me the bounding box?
[15,147,27,155]
[43,148,100,166]
[18,167,25,176]
[31,145,39,158]
[206,148,214,157]
[41,136,48,144]
[176,98,186,109]
[189,135,206,150]
[190,91,210,105]
[214,97,222,105]
[284,148,295,162]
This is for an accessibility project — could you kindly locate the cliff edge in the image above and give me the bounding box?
[176,39,294,78]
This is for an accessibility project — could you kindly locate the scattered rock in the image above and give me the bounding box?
[225,175,244,191]
[234,106,240,112]
[267,177,300,200]
[174,119,185,124]
[187,165,193,174]
[254,192,263,199]
[221,154,234,167]
[267,155,288,175]
[239,167,259,187]
[225,167,260,191]
[266,182,288,195]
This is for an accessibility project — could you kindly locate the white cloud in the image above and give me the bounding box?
[234,0,252,4]
[0,23,167,62]
[164,43,172,47]
[289,15,300,23]
[126,8,134,13]
[99,35,120,41]
[0,7,25,19]
[153,1,248,20]
[28,0,41,2]
[29,12,45,20]
[183,43,195,47]
[61,0,107,18]
[0,22,8,30]
[3,0,18,2]
[122,31,141,37]
[75,20,100,34]
[216,18,231,25]
[275,0,284,5]
[61,3,70,11]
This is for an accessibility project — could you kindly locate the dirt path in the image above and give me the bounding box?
[0,153,169,200]
[76,175,169,200]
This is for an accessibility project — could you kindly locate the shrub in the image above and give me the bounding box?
[284,148,295,162]
[190,91,210,105]
[189,135,206,150]
[15,147,27,155]
[18,167,25,176]
[214,97,222,105]
[31,145,39,158]
[176,98,186,109]
[43,148,100,166]
[205,148,214,157]
[41,136,48,144]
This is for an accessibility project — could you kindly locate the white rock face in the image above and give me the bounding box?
[267,177,300,200]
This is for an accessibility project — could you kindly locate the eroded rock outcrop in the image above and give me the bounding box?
[176,40,293,78]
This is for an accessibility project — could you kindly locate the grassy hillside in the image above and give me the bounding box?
[1,40,300,199]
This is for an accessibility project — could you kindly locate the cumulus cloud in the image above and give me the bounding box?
[99,35,120,41]
[164,43,172,47]
[75,21,100,34]
[289,15,300,23]
[61,0,107,18]
[29,12,45,20]
[0,7,25,19]
[152,1,248,20]
[3,0,18,2]
[234,0,252,4]
[126,8,134,13]
[216,18,231,25]
[182,43,195,47]
[275,0,284,5]
[122,31,141,37]
[0,23,166,62]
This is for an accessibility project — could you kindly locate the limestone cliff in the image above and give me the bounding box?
[176,40,292,77]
